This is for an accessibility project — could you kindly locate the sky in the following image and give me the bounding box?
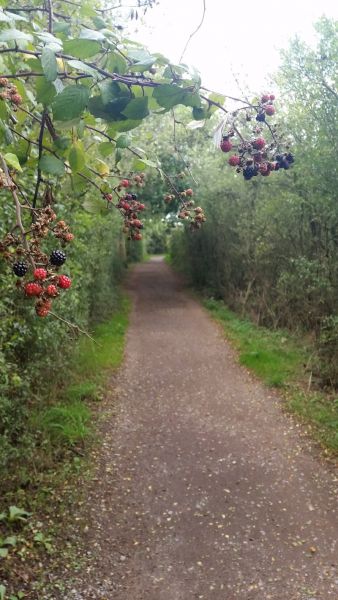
[129,0,338,96]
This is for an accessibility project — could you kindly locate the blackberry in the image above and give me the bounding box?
[285,153,294,164]
[131,193,138,200]
[50,249,66,266]
[256,112,265,122]
[13,261,28,277]
[243,166,258,181]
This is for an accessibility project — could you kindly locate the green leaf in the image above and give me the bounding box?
[4,153,22,172]
[107,119,141,133]
[0,584,5,600]
[182,92,202,108]
[3,536,16,547]
[68,141,85,173]
[36,31,62,48]
[35,76,56,106]
[67,60,102,80]
[52,85,89,121]
[8,506,31,522]
[192,106,207,120]
[133,158,158,170]
[63,39,101,59]
[122,97,149,119]
[0,28,33,42]
[88,95,129,121]
[83,196,106,214]
[41,47,58,82]
[129,56,157,73]
[0,547,8,558]
[99,81,130,105]
[153,84,186,109]
[79,28,105,41]
[39,155,65,176]
[105,51,127,75]
[0,98,8,122]
[98,142,114,157]
[115,134,131,148]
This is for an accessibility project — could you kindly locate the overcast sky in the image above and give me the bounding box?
[130,0,338,96]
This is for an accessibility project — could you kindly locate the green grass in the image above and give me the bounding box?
[34,293,131,449]
[203,297,338,454]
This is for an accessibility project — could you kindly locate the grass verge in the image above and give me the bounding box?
[203,297,338,454]
[35,293,131,448]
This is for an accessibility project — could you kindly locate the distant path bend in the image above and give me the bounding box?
[67,257,337,600]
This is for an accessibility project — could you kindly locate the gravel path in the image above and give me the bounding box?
[66,257,337,600]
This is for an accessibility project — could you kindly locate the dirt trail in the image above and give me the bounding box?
[65,257,337,600]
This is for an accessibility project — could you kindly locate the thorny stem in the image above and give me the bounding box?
[0,153,36,269]
[49,311,99,343]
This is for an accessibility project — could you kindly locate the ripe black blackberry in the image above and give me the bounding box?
[131,193,138,200]
[243,166,259,181]
[50,249,66,266]
[256,112,265,122]
[13,261,28,277]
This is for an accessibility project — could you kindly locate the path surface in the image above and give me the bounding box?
[66,258,337,600]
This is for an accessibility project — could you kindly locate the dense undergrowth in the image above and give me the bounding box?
[0,294,131,597]
[0,204,141,495]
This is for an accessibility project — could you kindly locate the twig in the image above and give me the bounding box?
[32,111,46,209]
[46,0,54,33]
[49,311,99,342]
[0,153,36,268]
[179,0,206,64]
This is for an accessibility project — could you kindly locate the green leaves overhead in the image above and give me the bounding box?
[122,97,149,120]
[39,155,65,176]
[35,76,56,106]
[68,141,85,173]
[67,60,103,80]
[63,39,101,59]
[152,84,201,110]
[0,28,33,42]
[41,47,58,82]
[52,85,90,121]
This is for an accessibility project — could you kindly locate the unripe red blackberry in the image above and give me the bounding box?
[13,261,28,277]
[50,249,66,266]
[36,299,52,318]
[252,138,265,150]
[121,179,130,188]
[11,93,22,105]
[57,275,72,289]
[0,77,8,87]
[265,105,275,116]
[220,138,232,153]
[24,282,43,297]
[47,284,58,297]
[186,188,193,197]
[34,267,47,280]
[261,94,270,103]
[228,155,240,167]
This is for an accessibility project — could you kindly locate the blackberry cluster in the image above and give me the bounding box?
[220,93,294,181]
[1,204,74,318]
[117,192,146,241]
[0,77,22,108]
